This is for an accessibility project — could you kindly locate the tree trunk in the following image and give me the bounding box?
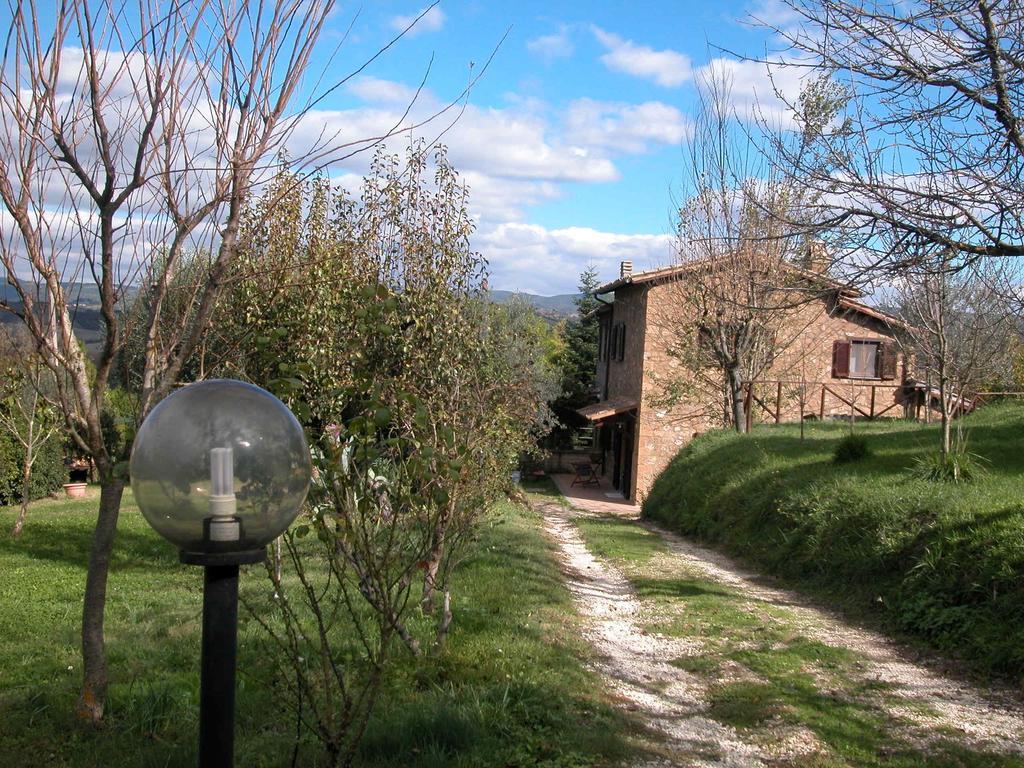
[11,458,32,538]
[420,546,442,616]
[421,503,453,615]
[728,367,747,433]
[76,477,125,725]
[434,589,453,651]
[939,376,951,459]
[940,408,952,459]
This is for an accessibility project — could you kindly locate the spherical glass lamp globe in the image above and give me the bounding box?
[130,380,312,556]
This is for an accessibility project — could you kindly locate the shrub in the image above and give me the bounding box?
[0,430,66,506]
[101,387,139,464]
[0,431,18,505]
[911,449,988,484]
[832,433,870,464]
[29,438,67,497]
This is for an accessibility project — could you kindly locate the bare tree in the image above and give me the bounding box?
[762,0,1024,269]
[894,254,1019,456]
[649,69,835,432]
[0,0,446,723]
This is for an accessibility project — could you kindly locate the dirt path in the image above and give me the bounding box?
[533,495,1024,767]
[541,499,764,767]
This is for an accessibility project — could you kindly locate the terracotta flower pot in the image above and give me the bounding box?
[63,482,88,499]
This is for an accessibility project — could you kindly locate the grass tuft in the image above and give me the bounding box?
[910,449,988,484]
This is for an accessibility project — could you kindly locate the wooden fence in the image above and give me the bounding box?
[742,382,1024,431]
[741,380,906,432]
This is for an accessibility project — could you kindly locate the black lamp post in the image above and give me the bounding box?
[130,380,311,767]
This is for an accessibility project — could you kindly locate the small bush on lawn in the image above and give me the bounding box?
[832,434,870,464]
[911,449,987,484]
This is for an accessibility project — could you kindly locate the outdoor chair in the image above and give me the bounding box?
[570,461,601,488]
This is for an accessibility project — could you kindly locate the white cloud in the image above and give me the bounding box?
[592,27,692,87]
[390,6,445,36]
[460,171,562,222]
[286,80,688,293]
[477,222,674,294]
[565,98,691,153]
[347,76,420,105]
[693,56,803,125]
[444,105,618,183]
[287,84,622,186]
[744,0,803,29]
[527,26,574,61]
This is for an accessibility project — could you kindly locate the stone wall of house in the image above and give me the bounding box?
[604,287,647,402]
[630,284,905,503]
[633,281,722,502]
[759,297,906,424]
[594,286,647,494]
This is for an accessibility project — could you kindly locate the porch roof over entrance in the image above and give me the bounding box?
[576,397,638,421]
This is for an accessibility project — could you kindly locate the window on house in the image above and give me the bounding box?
[832,339,897,380]
[850,340,877,378]
[608,322,626,361]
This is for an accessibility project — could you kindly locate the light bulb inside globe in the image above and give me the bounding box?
[207,446,240,542]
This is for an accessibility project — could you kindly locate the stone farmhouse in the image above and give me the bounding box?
[578,260,907,503]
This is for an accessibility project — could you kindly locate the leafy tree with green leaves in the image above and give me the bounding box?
[206,142,552,761]
[550,266,602,446]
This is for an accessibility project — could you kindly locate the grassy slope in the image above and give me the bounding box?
[643,403,1024,683]
[0,491,631,767]
[573,514,1022,768]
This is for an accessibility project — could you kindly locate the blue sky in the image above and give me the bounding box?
[303,1,799,294]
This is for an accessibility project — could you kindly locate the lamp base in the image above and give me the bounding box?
[179,549,266,567]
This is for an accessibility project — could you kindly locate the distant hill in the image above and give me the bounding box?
[1,283,583,355]
[488,290,580,319]
[1,281,137,356]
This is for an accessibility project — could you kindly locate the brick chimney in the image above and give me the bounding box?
[620,260,633,279]
[803,240,828,274]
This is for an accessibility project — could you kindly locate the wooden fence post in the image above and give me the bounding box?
[869,386,877,420]
[819,385,826,420]
[775,381,783,424]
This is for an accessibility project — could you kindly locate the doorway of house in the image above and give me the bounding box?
[620,419,633,499]
[610,417,634,499]
[611,426,622,489]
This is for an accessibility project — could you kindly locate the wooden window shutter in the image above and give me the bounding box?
[832,340,850,378]
[879,341,898,380]
[618,324,626,360]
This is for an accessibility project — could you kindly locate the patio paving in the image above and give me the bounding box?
[550,473,640,516]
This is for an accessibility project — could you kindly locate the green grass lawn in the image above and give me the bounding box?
[0,490,633,767]
[643,402,1024,683]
